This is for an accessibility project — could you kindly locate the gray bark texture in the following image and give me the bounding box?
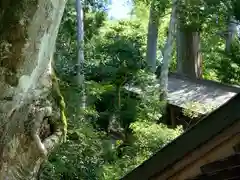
[75,0,86,110]
[176,29,202,79]
[76,0,85,85]
[0,0,67,179]
[225,17,237,53]
[160,0,178,101]
[146,0,160,73]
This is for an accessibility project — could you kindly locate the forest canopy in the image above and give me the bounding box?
[0,0,239,179]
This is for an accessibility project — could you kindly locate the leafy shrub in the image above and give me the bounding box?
[214,39,240,84]
[39,123,106,180]
[101,121,183,180]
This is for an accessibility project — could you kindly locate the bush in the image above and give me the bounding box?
[101,121,183,180]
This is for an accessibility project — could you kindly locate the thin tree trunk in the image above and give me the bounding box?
[225,17,237,53]
[176,22,184,74]
[146,1,160,73]
[75,0,86,110]
[160,0,178,101]
[0,0,67,179]
[76,0,85,85]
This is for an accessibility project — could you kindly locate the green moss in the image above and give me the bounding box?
[51,69,67,142]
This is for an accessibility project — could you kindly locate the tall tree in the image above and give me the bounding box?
[76,0,86,109]
[145,0,169,73]
[146,0,160,73]
[176,0,203,79]
[225,17,237,53]
[160,0,178,100]
[176,0,240,79]
[176,28,202,78]
[76,0,85,85]
[0,0,67,178]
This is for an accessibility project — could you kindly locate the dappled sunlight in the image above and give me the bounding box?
[0,0,240,179]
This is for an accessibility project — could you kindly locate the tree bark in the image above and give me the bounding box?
[75,0,85,85]
[225,17,237,53]
[160,0,178,101]
[75,0,86,110]
[0,0,67,179]
[176,28,202,79]
[176,22,183,74]
[146,0,160,73]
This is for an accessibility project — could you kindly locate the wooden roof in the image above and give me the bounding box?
[168,73,240,114]
[125,73,240,114]
[122,93,240,180]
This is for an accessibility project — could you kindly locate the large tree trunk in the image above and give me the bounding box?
[0,0,67,179]
[176,28,202,79]
[146,0,160,73]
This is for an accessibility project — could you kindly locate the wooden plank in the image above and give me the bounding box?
[200,153,240,173]
[233,143,240,153]
[189,165,240,180]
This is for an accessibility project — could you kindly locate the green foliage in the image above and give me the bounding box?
[101,121,183,180]
[130,121,183,151]
[41,0,240,179]
[85,20,147,83]
[84,20,157,132]
[183,101,215,119]
[214,39,240,84]
[178,0,206,30]
[40,8,186,178]
[39,123,106,180]
[55,0,107,82]
[233,0,240,21]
